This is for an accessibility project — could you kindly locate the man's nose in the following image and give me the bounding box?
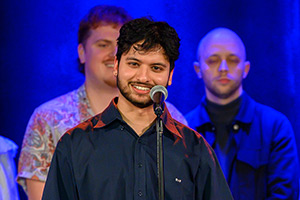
[218,60,229,72]
[136,67,150,83]
[109,45,117,57]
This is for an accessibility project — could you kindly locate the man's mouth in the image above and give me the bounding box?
[132,85,151,91]
[130,83,153,95]
[105,64,114,68]
[218,78,230,84]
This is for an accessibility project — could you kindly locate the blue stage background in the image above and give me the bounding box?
[1,1,299,199]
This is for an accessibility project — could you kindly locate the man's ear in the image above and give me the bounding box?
[243,61,250,79]
[194,61,202,79]
[167,69,174,86]
[113,56,118,77]
[78,43,85,64]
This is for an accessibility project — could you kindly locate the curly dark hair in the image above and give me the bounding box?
[78,5,132,74]
[116,17,180,71]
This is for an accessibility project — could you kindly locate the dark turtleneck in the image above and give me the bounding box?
[205,96,241,128]
[205,95,242,180]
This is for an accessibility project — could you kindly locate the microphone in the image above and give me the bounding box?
[150,85,168,117]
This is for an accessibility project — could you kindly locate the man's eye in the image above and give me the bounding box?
[227,55,241,64]
[128,62,139,67]
[206,58,219,65]
[97,42,109,48]
[152,66,163,71]
[229,58,240,64]
[98,43,108,48]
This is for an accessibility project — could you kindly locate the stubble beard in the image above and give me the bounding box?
[205,79,242,100]
[116,74,153,108]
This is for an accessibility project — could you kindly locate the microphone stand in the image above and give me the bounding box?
[154,103,165,200]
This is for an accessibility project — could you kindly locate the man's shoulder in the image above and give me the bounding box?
[185,104,203,119]
[57,114,101,151]
[251,97,289,122]
[242,95,293,135]
[63,113,100,137]
[33,89,79,114]
[184,104,205,130]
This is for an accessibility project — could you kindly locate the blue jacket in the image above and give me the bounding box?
[185,93,299,200]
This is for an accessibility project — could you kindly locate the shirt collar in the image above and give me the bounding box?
[198,92,255,126]
[93,98,122,128]
[161,103,183,139]
[234,92,255,124]
[77,84,94,120]
[197,96,214,125]
[94,97,182,139]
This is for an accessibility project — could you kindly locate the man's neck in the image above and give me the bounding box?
[117,95,156,136]
[206,87,243,105]
[85,81,119,115]
[205,95,242,125]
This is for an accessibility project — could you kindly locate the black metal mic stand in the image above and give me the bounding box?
[154,103,165,200]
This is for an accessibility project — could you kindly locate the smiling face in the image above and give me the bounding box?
[114,44,173,108]
[78,24,122,88]
[194,28,250,104]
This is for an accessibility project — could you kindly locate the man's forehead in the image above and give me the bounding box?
[198,28,246,59]
[129,42,167,57]
[122,44,170,66]
[93,21,123,29]
[202,42,244,57]
[87,24,121,42]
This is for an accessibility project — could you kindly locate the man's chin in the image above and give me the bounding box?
[208,88,232,99]
[213,89,238,99]
[130,99,153,108]
[133,103,152,108]
[217,94,232,99]
[121,93,152,108]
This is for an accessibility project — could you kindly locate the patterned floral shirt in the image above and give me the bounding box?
[17,84,187,193]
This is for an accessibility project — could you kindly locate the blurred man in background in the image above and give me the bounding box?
[185,27,299,199]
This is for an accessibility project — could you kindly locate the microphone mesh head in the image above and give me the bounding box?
[150,85,168,101]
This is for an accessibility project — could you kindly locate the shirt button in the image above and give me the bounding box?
[120,126,124,130]
[233,124,239,131]
[138,190,143,197]
[137,139,141,143]
[138,163,143,168]
[211,126,216,131]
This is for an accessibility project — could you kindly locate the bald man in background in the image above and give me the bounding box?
[185,27,299,199]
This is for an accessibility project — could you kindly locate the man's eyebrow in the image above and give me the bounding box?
[125,57,141,62]
[205,54,241,58]
[125,57,167,68]
[151,62,167,68]
[205,54,219,59]
[94,39,113,43]
[228,54,241,58]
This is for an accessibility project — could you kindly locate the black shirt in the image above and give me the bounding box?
[42,98,233,200]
